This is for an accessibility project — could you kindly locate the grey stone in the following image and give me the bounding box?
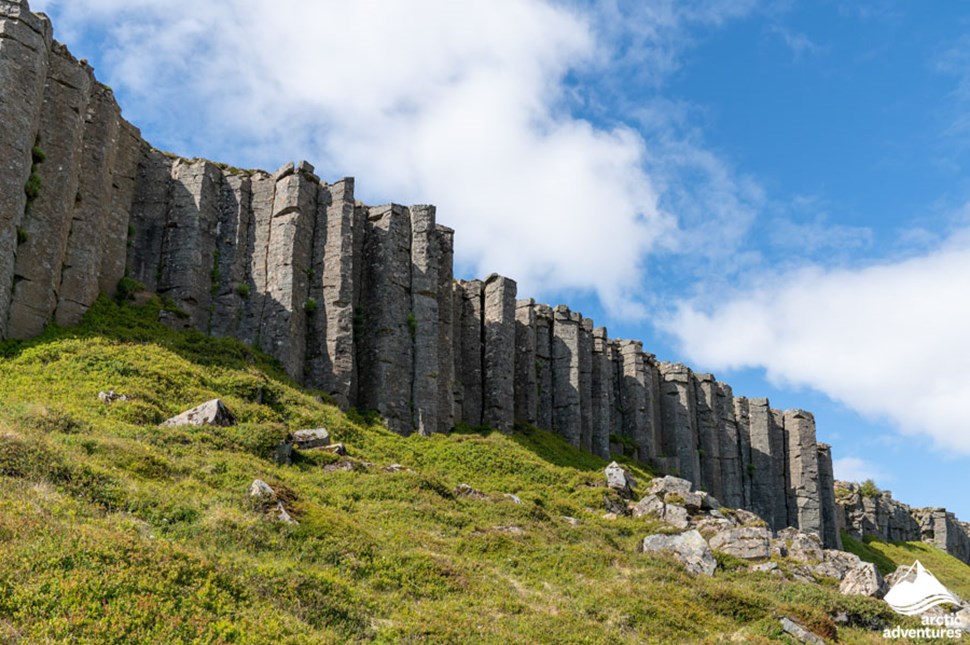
[578,317,593,453]
[97,390,128,404]
[631,494,665,519]
[693,373,723,500]
[646,475,693,498]
[779,617,826,645]
[409,205,440,436]
[456,280,483,426]
[708,526,771,560]
[274,441,293,466]
[482,274,516,432]
[455,483,487,500]
[658,362,700,486]
[839,562,886,598]
[291,428,331,449]
[785,409,822,538]
[616,340,650,460]
[249,479,276,502]
[605,461,637,498]
[513,299,538,426]
[533,304,553,431]
[590,327,613,459]
[663,505,691,530]
[816,443,841,549]
[162,399,235,427]
[715,382,744,508]
[552,305,582,446]
[434,225,455,432]
[747,398,787,531]
[639,529,716,576]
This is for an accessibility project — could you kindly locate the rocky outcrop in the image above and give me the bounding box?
[1,0,845,545]
[837,481,970,564]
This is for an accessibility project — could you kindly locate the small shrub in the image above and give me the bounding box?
[23,172,42,202]
[235,283,251,298]
[859,479,881,498]
[16,227,28,245]
[116,276,146,302]
[304,298,318,314]
[406,312,416,339]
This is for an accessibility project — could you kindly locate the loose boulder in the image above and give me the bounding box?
[839,562,887,598]
[780,617,826,645]
[708,526,771,560]
[162,399,235,427]
[639,529,716,576]
[605,461,636,499]
[645,475,693,498]
[291,428,331,449]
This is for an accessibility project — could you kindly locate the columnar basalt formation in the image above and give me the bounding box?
[837,482,970,564]
[1,0,923,552]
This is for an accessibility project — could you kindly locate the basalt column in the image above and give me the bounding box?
[694,373,724,500]
[514,299,538,426]
[126,149,173,292]
[734,397,754,508]
[435,225,455,433]
[785,409,822,538]
[579,318,594,453]
[483,274,516,432]
[659,363,700,485]
[305,178,359,407]
[0,1,51,339]
[748,399,788,531]
[9,43,92,335]
[552,306,582,447]
[209,173,254,339]
[590,327,614,459]
[237,171,275,348]
[716,382,744,508]
[534,304,554,431]
[409,205,441,436]
[456,280,484,426]
[97,121,142,297]
[817,443,841,549]
[357,203,413,434]
[156,159,223,331]
[617,340,650,461]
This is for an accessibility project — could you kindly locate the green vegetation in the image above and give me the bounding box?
[858,479,882,499]
[0,297,952,643]
[303,297,318,315]
[23,141,46,211]
[842,533,970,600]
[115,276,146,302]
[235,283,251,299]
[406,311,417,340]
[15,227,28,246]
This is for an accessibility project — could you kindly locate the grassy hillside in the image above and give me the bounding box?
[0,296,943,643]
[842,533,970,600]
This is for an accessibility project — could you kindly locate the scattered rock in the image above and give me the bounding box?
[274,441,293,466]
[786,532,824,563]
[97,390,129,404]
[631,494,665,519]
[818,549,862,581]
[732,509,766,527]
[749,561,780,575]
[605,461,636,499]
[694,516,735,538]
[319,443,347,456]
[604,493,629,516]
[663,504,691,530]
[492,525,523,535]
[696,491,721,511]
[455,483,487,500]
[323,460,355,473]
[839,562,887,598]
[645,475,693,498]
[504,493,523,504]
[678,491,704,511]
[779,617,826,645]
[272,502,298,525]
[291,428,330,449]
[249,479,276,503]
[162,399,235,427]
[708,526,771,560]
[383,464,412,473]
[639,529,717,576]
[601,512,619,521]
[562,516,581,526]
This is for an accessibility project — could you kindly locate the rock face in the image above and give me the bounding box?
[638,529,717,576]
[162,399,235,428]
[0,0,852,546]
[709,526,771,560]
[839,562,887,598]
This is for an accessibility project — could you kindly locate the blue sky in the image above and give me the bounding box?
[32,0,970,519]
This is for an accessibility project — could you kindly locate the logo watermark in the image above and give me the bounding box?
[882,560,965,641]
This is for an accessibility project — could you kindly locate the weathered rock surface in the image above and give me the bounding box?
[162,399,235,427]
[839,562,886,598]
[708,526,771,560]
[639,529,716,576]
[291,428,331,449]
[779,617,826,645]
[605,461,636,499]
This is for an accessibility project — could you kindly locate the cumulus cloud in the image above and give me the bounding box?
[31,0,717,315]
[665,227,970,455]
[833,457,889,484]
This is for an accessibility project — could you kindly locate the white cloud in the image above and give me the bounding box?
[665,226,970,455]
[833,457,889,484]
[31,0,716,315]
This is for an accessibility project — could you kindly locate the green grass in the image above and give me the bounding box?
[0,296,951,643]
[842,532,970,600]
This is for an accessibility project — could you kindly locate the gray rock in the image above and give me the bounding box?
[97,390,129,404]
[455,483,487,500]
[409,204,441,436]
[785,409,822,537]
[749,561,780,574]
[663,505,691,530]
[513,299,538,427]
[616,340,650,460]
[646,475,693,498]
[658,363,701,486]
[590,327,614,459]
[783,531,824,563]
[631,494,665,519]
[605,461,636,498]
[482,274,516,432]
[779,617,826,645]
[639,529,717,576]
[504,493,522,505]
[162,399,235,427]
[291,428,331,449]
[249,479,276,502]
[319,443,347,456]
[839,562,886,598]
[274,441,293,466]
[747,398,786,531]
[533,304,554,431]
[693,373,724,501]
[456,280,484,426]
[434,225,456,433]
[715,382,745,509]
[552,305,582,447]
[816,443,842,549]
[708,526,771,560]
[578,318,594,454]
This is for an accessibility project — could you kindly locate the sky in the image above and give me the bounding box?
[30,0,970,519]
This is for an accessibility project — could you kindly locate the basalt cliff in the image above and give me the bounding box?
[1,0,967,560]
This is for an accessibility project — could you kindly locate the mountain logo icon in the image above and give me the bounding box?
[884,560,962,616]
